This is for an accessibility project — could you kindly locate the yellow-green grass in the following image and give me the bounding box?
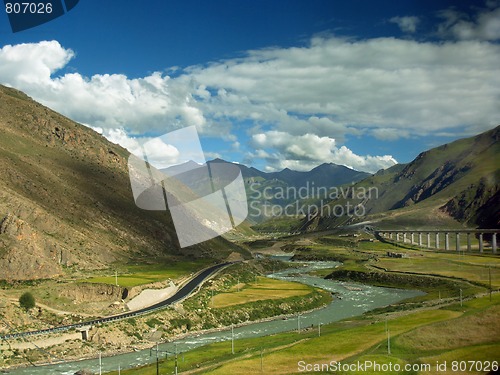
[393,305,500,355]
[295,243,372,262]
[81,260,211,287]
[108,310,458,375]
[377,255,500,288]
[204,296,499,374]
[108,294,499,375]
[341,295,500,375]
[202,310,460,375]
[313,237,500,288]
[211,276,312,308]
[418,344,500,375]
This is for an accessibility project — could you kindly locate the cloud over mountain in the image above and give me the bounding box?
[1,7,499,173]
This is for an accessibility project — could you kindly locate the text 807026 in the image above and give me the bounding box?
[5,2,53,14]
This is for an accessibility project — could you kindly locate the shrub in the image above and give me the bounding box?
[19,292,35,310]
[145,317,162,328]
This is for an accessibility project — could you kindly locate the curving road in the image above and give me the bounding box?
[1,262,232,340]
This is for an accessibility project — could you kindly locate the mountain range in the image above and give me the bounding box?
[217,159,370,188]
[297,125,499,232]
[1,84,498,280]
[0,85,246,280]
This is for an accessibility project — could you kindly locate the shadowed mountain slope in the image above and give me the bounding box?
[0,85,246,280]
[297,126,500,231]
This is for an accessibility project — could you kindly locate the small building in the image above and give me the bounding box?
[387,251,405,258]
[77,325,92,341]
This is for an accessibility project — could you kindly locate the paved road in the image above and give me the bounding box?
[0,262,232,340]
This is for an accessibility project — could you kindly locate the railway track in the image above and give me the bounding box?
[0,262,232,340]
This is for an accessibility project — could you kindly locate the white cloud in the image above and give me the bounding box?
[371,127,410,141]
[251,131,336,161]
[0,41,206,133]
[331,146,397,173]
[1,29,499,173]
[249,131,397,173]
[188,36,500,138]
[0,41,74,85]
[437,6,500,41]
[2,38,498,140]
[390,16,420,33]
[103,128,180,169]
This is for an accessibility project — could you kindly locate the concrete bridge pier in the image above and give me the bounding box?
[376,229,498,254]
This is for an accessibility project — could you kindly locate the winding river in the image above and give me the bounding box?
[7,261,424,374]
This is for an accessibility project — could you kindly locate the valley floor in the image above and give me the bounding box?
[1,230,499,374]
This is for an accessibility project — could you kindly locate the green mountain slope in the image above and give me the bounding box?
[0,85,246,280]
[298,126,500,231]
[201,159,369,224]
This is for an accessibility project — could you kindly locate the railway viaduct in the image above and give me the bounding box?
[375,229,499,254]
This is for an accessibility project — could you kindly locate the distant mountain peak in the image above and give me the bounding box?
[209,158,228,163]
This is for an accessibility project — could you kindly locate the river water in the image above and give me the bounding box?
[6,261,424,374]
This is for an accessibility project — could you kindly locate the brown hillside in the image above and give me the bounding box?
[0,85,242,280]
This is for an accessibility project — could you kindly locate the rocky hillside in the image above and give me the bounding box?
[0,85,245,280]
[298,125,500,231]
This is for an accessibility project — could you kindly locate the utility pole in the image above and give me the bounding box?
[99,352,102,375]
[115,270,118,286]
[231,325,235,354]
[297,314,301,333]
[118,364,120,375]
[175,342,178,375]
[387,329,391,355]
[150,343,160,375]
[318,322,322,337]
[489,266,492,302]
[150,343,169,375]
[156,343,159,375]
[260,348,264,372]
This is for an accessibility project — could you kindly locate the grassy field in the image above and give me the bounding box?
[211,276,312,308]
[81,260,212,287]
[376,255,500,288]
[296,237,500,290]
[109,294,500,375]
[102,235,500,374]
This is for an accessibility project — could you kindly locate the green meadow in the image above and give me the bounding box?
[107,294,499,375]
[103,236,500,374]
[82,260,212,287]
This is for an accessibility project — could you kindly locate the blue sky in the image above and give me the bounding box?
[1,0,499,172]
